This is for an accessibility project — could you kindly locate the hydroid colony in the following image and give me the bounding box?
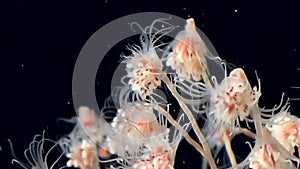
[10,17,300,169]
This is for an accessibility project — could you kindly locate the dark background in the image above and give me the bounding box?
[2,0,300,168]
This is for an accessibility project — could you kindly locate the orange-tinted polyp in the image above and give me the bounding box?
[167,18,208,81]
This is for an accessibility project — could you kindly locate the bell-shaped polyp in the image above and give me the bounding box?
[107,102,170,158]
[112,102,163,139]
[266,110,300,154]
[122,18,174,99]
[76,106,109,145]
[166,18,209,82]
[245,128,299,169]
[106,123,170,159]
[208,68,261,132]
[78,106,98,128]
[123,102,162,138]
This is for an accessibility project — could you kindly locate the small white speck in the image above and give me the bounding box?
[21,64,24,68]
[187,14,191,18]
[104,0,108,3]
[161,24,165,28]
[107,44,111,48]
[183,161,185,164]
[183,7,186,11]
[67,101,71,105]
[293,48,297,52]
[234,9,238,13]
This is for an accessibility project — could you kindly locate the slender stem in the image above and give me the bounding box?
[204,70,238,168]
[251,105,263,138]
[153,104,205,157]
[222,128,237,166]
[201,157,208,169]
[234,128,255,139]
[161,74,218,169]
[202,70,212,88]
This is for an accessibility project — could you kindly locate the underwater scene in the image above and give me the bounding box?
[2,1,300,169]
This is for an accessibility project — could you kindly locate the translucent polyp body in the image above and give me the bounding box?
[208,68,260,131]
[266,110,300,154]
[111,102,162,138]
[166,18,209,81]
[247,129,298,169]
[122,18,176,99]
[108,102,167,156]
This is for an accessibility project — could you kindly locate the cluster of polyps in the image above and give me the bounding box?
[11,17,300,169]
